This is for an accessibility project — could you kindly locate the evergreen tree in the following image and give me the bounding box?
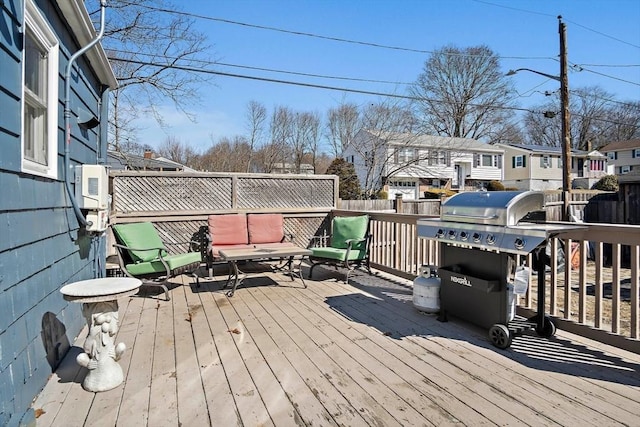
[326,158,362,200]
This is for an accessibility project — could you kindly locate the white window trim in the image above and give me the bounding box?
[22,0,59,179]
[514,155,525,168]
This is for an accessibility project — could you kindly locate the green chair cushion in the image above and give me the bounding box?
[331,215,369,250]
[126,251,202,276]
[311,246,367,262]
[113,222,168,263]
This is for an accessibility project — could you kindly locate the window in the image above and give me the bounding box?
[475,154,501,168]
[621,165,631,174]
[389,181,416,187]
[346,155,355,163]
[633,149,640,158]
[395,147,416,164]
[607,152,617,160]
[22,0,59,178]
[512,155,526,168]
[540,156,551,168]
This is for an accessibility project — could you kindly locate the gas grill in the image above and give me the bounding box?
[417,191,583,349]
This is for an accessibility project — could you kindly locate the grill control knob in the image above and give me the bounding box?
[514,238,525,250]
[436,229,445,238]
[459,231,469,241]
[447,230,457,239]
[486,234,496,245]
[472,232,482,242]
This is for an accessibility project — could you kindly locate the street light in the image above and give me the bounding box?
[505,68,560,82]
[506,17,571,221]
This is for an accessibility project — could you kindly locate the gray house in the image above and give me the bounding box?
[0,1,116,425]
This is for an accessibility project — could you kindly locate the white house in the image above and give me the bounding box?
[345,130,504,199]
[496,144,608,190]
[599,139,640,176]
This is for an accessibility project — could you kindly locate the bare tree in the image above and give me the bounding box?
[156,135,200,166]
[200,136,251,172]
[601,100,640,143]
[350,100,418,197]
[410,45,515,140]
[245,101,267,172]
[524,86,640,149]
[269,106,294,170]
[253,142,283,173]
[90,0,212,150]
[290,112,321,173]
[326,103,360,158]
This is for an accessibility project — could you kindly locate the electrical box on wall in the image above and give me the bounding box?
[86,210,109,232]
[75,165,109,210]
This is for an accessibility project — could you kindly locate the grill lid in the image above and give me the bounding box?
[440,190,545,226]
[418,190,586,254]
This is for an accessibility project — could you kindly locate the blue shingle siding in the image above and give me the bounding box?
[0,0,113,424]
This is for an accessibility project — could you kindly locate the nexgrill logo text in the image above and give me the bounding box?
[450,275,471,287]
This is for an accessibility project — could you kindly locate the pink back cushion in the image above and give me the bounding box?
[208,214,248,245]
[247,214,284,244]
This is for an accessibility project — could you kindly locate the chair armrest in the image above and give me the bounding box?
[281,233,295,243]
[344,237,366,245]
[113,243,167,254]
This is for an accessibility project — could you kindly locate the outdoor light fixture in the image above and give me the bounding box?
[77,107,100,130]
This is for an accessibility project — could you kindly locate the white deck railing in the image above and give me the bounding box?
[334,210,640,352]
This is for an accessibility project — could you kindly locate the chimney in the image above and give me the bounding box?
[144,150,153,159]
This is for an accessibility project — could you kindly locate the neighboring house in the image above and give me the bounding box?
[599,139,640,176]
[0,1,116,425]
[108,150,195,171]
[271,162,314,175]
[345,130,504,200]
[497,144,608,191]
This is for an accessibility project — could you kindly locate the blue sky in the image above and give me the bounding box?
[135,0,640,152]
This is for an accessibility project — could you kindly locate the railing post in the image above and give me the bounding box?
[394,193,403,213]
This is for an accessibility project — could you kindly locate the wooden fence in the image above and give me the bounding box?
[334,208,639,353]
[109,171,338,253]
[339,190,612,220]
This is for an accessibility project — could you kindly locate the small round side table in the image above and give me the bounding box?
[60,277,141,392]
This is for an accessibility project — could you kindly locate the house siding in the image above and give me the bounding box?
[0,1,113,425]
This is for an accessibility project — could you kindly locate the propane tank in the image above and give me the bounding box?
[413,265,441,314]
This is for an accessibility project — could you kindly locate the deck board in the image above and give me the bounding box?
[32,266,640,426]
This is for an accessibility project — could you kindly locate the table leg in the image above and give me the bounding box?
[280,256,307,288]
[76,300,126,392]
[227,260,241,297]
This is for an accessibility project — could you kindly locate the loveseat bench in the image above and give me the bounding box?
[202,213,295,274]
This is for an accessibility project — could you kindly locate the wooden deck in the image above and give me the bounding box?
[33,265,640,426]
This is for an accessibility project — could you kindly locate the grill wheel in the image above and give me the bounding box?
[489,324,512,349]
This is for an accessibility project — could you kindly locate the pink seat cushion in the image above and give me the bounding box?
[247,214,284,244]
[208,214,249,245]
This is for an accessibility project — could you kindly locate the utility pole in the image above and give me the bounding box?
[559,16,571,221]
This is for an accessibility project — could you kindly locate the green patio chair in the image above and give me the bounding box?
[112,222,202,301]
[308,215,372,282]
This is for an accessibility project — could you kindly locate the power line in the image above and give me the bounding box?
[109,46,638,116]
[107,48,415,86]
[471,0,640,49]
[109,56,637,127]
[121,1,555,61]
[110,56,533,113]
